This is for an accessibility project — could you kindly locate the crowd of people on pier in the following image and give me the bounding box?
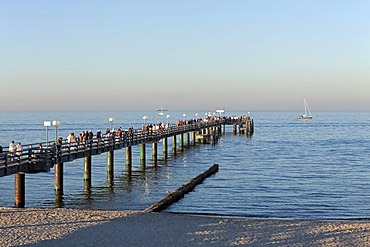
[0,115,248,164]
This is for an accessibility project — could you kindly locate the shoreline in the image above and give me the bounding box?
[166,211,370,222]
[2,207,370,246]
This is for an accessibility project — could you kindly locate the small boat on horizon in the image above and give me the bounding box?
[298,98,313,120]
[156,105,168,116]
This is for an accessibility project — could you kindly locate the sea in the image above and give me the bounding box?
[1,111,370,220]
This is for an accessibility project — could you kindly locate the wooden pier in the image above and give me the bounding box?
[0,116,254,208]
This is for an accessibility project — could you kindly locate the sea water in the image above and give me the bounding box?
[1,111,370,220]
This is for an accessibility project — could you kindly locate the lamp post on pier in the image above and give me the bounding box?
[108,117,115,131]
[52,120,60,144]
[166,114,170,126]
[44,121,51,148]
[143,116,148,124]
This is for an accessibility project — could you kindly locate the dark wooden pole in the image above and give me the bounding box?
[192,131,196,146]
[152,142,157,163]
[179,133,184,150]
[162,137,168,158]
[172,135,177,154]
[14,173,25,208]
[54,162,63,196]
[140,143,146,167]
[126,146,132,167]
[186,133,190,148]
[107,151,114,181]
[84,156,91,182]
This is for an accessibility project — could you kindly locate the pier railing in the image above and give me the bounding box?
[0,117,253,178]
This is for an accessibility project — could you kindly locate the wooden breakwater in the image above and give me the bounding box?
[0,116,253,208]
[145,164,219,212]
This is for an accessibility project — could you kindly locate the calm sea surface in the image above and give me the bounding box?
[1,111,370,220]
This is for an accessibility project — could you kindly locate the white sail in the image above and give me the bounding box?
[156,105,168,116]
[298,98,312,120]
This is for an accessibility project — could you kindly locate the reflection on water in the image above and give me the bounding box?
[1,111,370,220]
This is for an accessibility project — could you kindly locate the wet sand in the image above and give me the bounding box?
[2,208,370,246]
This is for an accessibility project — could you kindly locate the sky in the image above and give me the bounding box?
[1,1,369,112]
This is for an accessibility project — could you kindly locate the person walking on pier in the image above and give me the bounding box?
[56,138,62,158]
[88,130,94,147]
[32,143,44,160]
[16,142,23,159]
[8,140,16,161]
[67,133,77,150]
[97,130,102,139]
[36,143,44,156]
[96,130,102,146]
[88,130,93,140]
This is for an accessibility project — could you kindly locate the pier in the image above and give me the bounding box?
[0,116,253,208]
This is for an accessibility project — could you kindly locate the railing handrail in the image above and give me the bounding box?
[0,117,252,175]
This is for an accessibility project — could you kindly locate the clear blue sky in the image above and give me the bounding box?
[1,1,369,111]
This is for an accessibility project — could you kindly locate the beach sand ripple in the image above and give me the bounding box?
[2,208,370,246]
[0,207,139,247]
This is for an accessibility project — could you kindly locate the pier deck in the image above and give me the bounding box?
[0,116,253,207]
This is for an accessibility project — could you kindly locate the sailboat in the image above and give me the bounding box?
[156,105,168,116]
[298,98,313,120]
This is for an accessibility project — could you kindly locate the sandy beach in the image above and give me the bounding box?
[1,208,370,246]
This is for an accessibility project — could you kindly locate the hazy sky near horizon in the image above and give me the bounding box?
[1,1,369,112]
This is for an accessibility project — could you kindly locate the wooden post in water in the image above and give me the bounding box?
[84,156,92,189]
[246,120,254,135]
[144,164,219,213]
[152,142,157,164]
[54,162,64,207]
[140,143,146,166]
[172,135,177,154]
[233,123,237,134]
[107,151,114,181]
[186,132,190,148]
[192,131,196,146]
[126,146,132,167]
[210,127,217,145]
[179,133,184,150]
[14,172,25,208]
[162,137,168,158]
[84,156,91,181]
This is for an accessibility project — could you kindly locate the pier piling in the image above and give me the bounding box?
[54,162,63,196]
[125,146,132,167]
[84,156,91,182]
[186,133,190,148]
[0,115,254,208]
[192,131,196,146]
[162,137,168,158]
[179,133,184,150]
[140,144,146,166]
[107,151,114,181]
[152,142,157,163]
[172,135,177,154]
[14,173,25,208]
